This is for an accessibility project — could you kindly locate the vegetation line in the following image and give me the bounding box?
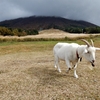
[0,35,100,42]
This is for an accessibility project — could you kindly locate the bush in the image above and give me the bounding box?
[65,27,83,33]
[0,27,13,36]
[26,29,39,35]
[12,29,27,36]
[85,27,100,33]
[0,27,39,36]
[65,26,100,33]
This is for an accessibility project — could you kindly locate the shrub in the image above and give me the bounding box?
[0,27,39,36]
[0,27,13,36]
[26,29,39,35]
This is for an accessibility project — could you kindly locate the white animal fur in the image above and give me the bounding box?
[53,39,100,78]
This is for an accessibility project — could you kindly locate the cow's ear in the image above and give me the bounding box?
[95,47,100,50]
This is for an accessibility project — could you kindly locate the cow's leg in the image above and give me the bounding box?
[74,58,80,78]
[65,60,72,72]
[54,56,57,68]
[74,63,78,78]
[73,58,82,78]
[54,55,61,72]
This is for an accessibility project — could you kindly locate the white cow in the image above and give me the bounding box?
[53,39,100,78]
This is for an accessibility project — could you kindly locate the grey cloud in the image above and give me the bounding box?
[0,0,100,26]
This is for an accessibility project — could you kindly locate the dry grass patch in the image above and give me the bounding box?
[0,41,100,100]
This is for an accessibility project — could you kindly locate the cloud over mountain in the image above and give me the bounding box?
[0,0,100,26]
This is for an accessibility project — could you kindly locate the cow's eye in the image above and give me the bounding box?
[87,51,90,53]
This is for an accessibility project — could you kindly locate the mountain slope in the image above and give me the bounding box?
[0,16,98,30]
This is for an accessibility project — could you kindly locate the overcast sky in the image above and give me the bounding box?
[0,0,100,26]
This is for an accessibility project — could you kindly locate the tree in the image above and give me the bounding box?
[0,27,13,36]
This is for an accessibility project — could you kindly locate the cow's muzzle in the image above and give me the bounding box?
[91,60,95,67]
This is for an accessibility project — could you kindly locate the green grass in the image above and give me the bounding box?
[0,36,100,55]
[0,41,57,55]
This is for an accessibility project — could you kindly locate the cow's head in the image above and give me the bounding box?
[82,39,96,67]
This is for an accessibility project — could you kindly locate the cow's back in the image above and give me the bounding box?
[53,42,79,60]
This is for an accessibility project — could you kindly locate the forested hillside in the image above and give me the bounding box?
[0,16,100,36]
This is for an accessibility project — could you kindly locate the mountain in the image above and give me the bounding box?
[0,16,98,30]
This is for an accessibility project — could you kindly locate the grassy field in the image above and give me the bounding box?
[0,38,100,100]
